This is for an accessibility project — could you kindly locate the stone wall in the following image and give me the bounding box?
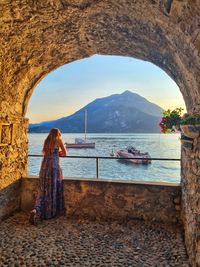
[0,180,21,220]
[0,0,200,117]
[181,138,200,267]
[1,0,200,265]
[0,116,28,221]
[21,177,181,224]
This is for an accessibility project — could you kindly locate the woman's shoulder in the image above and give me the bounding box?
[56,137,63,146]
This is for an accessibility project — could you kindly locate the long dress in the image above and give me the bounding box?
[34,147,65,219]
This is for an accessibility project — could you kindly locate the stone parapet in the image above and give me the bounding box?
[21,177,181,224]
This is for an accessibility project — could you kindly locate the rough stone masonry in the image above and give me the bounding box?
[0,0,200,266]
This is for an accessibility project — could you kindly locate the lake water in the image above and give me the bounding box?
[28,133,181,183]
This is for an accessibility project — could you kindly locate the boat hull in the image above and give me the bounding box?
[115,150,151,164]
[65,143,95,148]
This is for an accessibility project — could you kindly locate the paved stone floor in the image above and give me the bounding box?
[0,212,189,267]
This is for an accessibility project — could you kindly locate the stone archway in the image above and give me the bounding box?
[1,1,200,266]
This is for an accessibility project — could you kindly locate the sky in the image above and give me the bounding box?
[27,55,186,123]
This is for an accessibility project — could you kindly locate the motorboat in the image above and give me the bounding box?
[65,110,95,149]
[111,146,151,164]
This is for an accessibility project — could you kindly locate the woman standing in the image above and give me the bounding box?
[29,128,67,225]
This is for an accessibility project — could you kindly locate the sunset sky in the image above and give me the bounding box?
[27,55,186,123]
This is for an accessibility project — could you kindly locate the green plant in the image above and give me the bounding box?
[180,114,200,125]
[159,108,183,133]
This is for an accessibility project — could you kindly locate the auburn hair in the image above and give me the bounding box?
[42,128,61,155]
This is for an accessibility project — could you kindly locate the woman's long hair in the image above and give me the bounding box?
[42,128,61,155]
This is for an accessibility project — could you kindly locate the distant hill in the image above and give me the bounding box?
[29,90,163,133]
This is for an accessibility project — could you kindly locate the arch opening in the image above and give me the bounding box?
[27,55,185,184]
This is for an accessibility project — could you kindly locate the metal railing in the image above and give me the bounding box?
[28,155,181,179]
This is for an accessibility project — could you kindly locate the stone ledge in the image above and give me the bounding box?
[25,175,180,187]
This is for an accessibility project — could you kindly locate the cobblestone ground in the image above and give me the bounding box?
[0,212,189,267]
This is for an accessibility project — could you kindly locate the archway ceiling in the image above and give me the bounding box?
[0,0,200,117]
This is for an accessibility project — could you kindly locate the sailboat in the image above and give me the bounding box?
[65,110,95,148]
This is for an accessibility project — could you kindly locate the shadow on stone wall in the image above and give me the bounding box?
[0,179,21,221]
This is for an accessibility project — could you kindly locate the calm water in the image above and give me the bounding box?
[28,133,181,183]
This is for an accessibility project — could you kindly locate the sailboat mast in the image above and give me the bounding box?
[84,110,87,141]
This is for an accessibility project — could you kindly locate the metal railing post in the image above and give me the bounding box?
[96,157,99,179]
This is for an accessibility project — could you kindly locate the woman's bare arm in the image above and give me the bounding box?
[59,139,67,156]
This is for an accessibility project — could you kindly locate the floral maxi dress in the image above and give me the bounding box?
[34,148,65,219]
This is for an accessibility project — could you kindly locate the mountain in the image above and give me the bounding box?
[29,90,163,133]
